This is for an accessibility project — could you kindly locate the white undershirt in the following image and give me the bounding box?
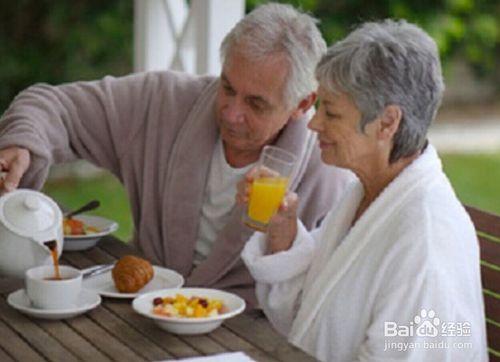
[194,138,254,263]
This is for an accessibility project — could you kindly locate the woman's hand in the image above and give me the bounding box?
[266,192,298,254]
[236,166,299,254]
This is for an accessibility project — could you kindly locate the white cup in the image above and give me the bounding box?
[25,265,82,310]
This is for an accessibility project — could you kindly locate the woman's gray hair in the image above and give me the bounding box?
[220,3,326,109]
[316,19,445,162]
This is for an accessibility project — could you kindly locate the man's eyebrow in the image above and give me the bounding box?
[221,74,231,85]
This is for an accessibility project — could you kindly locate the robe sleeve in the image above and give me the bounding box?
[241,221,321,336]
[0,72,164,189]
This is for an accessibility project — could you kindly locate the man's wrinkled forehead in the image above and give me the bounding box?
[221,50,289,108]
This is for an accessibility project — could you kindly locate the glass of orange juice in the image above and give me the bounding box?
[243,146,296,231]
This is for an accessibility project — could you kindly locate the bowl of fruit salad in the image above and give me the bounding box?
[63,215,118,251]
[132,288,246,335]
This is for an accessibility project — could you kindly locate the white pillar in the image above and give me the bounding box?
[134,0,245,75]
[191,0,245,75]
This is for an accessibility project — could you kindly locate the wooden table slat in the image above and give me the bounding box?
[0,298,79,362]
[87,303,173,361]
[67,313,145,362]
[105,301,201,359]
[210,327,279,362]
[224,313,316,362]
[36,319,110,361]
[181,334,228,355]
[0,318,45,362]
[0,345,15,362]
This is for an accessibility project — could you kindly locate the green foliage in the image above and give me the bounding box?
[0,0,133,112]
[247,0,500,84]
[440,152,500,215]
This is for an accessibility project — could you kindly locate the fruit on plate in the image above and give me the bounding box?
[152,294,226,318]
[63,218,99,236]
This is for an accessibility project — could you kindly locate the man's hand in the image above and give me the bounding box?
[0,147,30,194]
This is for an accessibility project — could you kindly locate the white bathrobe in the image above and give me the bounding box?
[242,145,488,362]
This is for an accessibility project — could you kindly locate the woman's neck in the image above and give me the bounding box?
[352,153,419,225]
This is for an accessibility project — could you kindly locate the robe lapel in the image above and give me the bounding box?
[162,79,219,275]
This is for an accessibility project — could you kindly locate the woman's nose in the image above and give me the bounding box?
[308,113,322,132]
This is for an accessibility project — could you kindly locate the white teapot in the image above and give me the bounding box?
[0,189,63,278]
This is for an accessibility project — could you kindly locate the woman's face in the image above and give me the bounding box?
[308,87,379,170]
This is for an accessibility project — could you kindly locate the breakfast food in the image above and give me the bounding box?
[63,218,99,236]
[152,294,226,318]
[112,255,154,293]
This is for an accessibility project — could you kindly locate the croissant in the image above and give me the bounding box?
[112,255,154,293]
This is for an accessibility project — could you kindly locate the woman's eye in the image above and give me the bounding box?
[325,111,337,119]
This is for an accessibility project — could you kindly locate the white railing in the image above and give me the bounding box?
[134,0,245,75]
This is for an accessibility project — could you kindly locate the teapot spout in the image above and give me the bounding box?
[43,240,58,253]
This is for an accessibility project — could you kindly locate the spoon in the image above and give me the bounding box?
[65,200,100,219]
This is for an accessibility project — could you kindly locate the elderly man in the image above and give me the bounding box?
[0,3,351,306]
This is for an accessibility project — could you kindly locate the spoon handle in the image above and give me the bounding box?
[65,200,100,219]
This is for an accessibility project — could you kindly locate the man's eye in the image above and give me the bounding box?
[223,85,235,95]
[250,102,264,113]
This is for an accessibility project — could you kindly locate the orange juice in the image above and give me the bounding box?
[248,177,288,224]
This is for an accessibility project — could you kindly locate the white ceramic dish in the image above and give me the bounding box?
[132,288,246,335]
[63,215,118,251]
[7,288,101,320]
[83,266,184,298]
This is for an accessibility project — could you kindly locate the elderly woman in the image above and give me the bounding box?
[237,20,487,361]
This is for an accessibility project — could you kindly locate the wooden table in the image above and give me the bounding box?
[0,236,316,362]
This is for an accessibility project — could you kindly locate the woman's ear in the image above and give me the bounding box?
[290,92,317,120]
[378,105,402,140]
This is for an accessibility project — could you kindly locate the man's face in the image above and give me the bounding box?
[215,50,296,154]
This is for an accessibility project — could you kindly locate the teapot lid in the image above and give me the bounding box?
[0,189,62,240]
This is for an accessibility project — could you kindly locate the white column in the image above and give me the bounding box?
[133,0,188,72]
[191,0,245,75]
[134,0,245,75]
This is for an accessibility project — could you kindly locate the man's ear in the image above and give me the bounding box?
[290,92,317,120]
[378,105,402,141]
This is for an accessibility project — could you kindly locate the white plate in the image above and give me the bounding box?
[63,215,119,251]
[83,266,184,298]
[132,288,246,335]
[7,289,101,320]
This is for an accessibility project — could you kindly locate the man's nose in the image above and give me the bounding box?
[223,98,245,124]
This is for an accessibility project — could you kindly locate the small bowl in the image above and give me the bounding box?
[132,288,246,335]
[63,215,118,251]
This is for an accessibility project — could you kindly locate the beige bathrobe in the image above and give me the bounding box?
[0,70,352,306]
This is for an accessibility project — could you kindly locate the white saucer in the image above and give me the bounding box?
[83,266,184,299]
[7,289,101,320]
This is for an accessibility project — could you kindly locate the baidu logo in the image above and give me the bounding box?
[385,309,440,337]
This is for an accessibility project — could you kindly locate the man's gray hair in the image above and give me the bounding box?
[220,3,327,109]
[316,19,445,162]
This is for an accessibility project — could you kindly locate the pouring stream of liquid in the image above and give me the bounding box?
[45,240,61,280]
